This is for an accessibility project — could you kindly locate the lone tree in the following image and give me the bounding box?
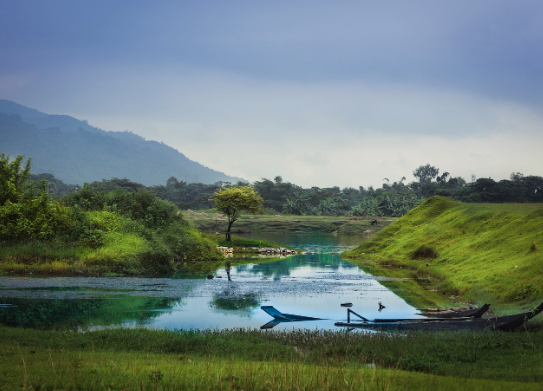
[210,186,263,241]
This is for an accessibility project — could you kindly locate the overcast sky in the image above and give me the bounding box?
[1,1,542,188]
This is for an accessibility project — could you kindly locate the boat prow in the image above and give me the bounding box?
[417,303,491,318]
[260,306,323,329]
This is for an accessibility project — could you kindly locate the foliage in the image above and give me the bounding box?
[0,155,223,275]
[210,186,264,240]
[152,176,223,210]
[29,173,78,197]
[149,168,543,217]
[0,153,32,205]
[8,155,543,222]
[61,184,180,229]
[0,153,75,242]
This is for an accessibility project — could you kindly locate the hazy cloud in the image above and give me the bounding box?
[1,1,542,187]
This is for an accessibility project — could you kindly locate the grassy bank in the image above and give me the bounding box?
[343,197,543,311]
[175,235,300,275]
[2,326,543,390]
[187,210,396,235]
[0,213,224,276]
[208,235,299,251]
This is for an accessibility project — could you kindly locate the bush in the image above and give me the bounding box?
[1,156,225,275]
[159,222,223,262]
[412,245,439,260]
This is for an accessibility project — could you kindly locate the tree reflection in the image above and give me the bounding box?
[0,296,183,330]
[209,287,261,311]
[241,253,358,278]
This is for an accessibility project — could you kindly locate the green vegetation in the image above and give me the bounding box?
[344,196,543,310]
[210,186,264,241]
[1,326,543,390]
[0,154,223,276]
[190,211,395,235]
[153,167,543,219]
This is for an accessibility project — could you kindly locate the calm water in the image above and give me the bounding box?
[0,233,421,331]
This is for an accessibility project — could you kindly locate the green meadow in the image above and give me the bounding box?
[2,327,543,390]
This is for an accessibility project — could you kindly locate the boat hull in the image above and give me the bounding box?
[336,302,543,331]
[416,303,491,318]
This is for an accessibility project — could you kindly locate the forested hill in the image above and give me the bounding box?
[0,100,244,186]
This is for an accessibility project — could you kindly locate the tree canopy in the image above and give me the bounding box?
[210,186,263,241]
[0,153,73,241]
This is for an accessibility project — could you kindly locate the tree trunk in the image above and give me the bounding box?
[226,219,234,241]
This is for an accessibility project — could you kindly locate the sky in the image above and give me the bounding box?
[1,1,543,188]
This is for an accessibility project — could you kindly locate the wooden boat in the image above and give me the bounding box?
[335,302,543,331]
[416,303,490,318]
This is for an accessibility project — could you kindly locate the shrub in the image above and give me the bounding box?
[412,245,439,260]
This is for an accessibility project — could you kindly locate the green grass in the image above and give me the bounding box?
[2,326,543,390]
[344,197,543,310]
[0,218,224,276]
[187,211,396,235]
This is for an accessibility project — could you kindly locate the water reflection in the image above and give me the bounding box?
[244,253,359,279]
[0,234,420,331]
[210,288,261,311]
[0,296,183,330]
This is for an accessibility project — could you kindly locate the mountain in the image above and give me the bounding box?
[0,100,244,186]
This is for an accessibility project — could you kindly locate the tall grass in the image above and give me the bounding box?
[2,326,543,390]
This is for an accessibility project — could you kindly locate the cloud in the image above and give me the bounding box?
[7,62,542,187]
[1,1,543,188]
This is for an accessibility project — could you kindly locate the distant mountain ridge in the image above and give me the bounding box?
[0,100,244,186]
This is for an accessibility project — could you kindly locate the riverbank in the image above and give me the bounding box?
[344,196,543,312]
[187,210,396,235]
[2,326,542,390]
[0,234,300,277]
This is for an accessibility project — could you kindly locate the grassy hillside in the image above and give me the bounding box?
[344,196,543,309]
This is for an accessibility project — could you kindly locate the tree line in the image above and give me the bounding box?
[31,163,543,218]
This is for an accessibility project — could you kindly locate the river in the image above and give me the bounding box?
[0,233,421,331]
